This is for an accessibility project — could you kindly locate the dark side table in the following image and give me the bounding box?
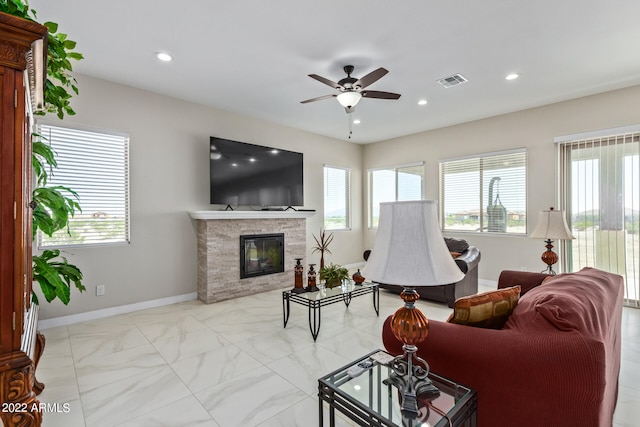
[318,349,477,427]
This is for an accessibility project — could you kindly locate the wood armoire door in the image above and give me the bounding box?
[0,11,47,427]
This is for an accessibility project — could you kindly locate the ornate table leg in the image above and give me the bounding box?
[308,301,321,341]
[283,293,291,328]
[342,292,352,307]
[373,286,380,316]
[33,332,46,395]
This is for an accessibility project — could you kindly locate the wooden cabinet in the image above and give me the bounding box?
[0,12,47,427]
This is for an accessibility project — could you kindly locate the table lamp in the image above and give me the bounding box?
[529,207,575,275]
[362,200,464,419]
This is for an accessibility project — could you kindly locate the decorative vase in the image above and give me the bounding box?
[306,264,318,292]
[352,268,365,284]
[292,258,306,293]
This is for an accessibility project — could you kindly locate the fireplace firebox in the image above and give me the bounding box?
[240,233,285,279]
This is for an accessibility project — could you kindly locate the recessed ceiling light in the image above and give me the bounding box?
[506,73,519,80]
[353,119,361,124]
[249,158,256,162]
[155,52,172,62]
[418,99,428,106]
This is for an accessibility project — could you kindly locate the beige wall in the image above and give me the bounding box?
[36,74,363,319]
[37,74,640,319]
[363,84,640,281]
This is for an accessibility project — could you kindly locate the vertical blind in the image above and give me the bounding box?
[558,131,639,307]
[323,166,350,230]
[368,163,424,227]
[439,149,527,233]
[37,124,130,247]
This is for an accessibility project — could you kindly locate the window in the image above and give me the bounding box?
[439,149,527,234]
[557,127,639,307]
[324,166,350,230]
[368,163,424,227]
[37,124,130,247]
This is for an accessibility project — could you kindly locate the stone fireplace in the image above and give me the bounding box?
[189,210,315,303]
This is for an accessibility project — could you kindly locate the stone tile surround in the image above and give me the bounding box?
[190,211,315,303]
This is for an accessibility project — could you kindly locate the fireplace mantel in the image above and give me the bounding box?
[189,210,315,220]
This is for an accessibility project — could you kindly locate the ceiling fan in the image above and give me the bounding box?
[301,65,401,113]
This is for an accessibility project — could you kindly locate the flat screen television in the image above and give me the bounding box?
[209,137,304,208]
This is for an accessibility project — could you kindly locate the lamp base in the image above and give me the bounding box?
[540,239,558,275]
[384,345,440,418]
[385,288,440,419]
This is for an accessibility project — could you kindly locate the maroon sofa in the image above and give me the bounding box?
[382,267,624,427]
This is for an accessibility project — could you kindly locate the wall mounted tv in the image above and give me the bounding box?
[209,137,304,208]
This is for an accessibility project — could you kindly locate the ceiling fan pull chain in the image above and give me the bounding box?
[348,112,353,139]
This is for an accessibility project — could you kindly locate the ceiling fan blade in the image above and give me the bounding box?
[308,74,343,90]
[300,94,336,104]
[353,67,388,89]
[361,90,401,100]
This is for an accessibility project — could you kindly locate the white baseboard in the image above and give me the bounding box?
[38,292,198,330]
[343,261,366,271]
[479,279,498,288]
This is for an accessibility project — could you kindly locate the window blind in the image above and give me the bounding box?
[440,150,527,234]
[37,124,130,247]
[559,132,639,307]
[324,166,350,230]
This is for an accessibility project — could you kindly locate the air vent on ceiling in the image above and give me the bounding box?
[437,74,468,88]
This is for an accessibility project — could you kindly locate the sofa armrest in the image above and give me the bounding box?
[453,246,480,274]
[497,269,550,295]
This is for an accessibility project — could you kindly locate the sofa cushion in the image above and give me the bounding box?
[503,267,622,336]
[447,285,521,329]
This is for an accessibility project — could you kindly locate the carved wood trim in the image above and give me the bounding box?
[0,353,42,426]
[0,38,26,68]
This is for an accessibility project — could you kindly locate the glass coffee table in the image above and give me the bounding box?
[282,281,379,341]
[318,349,477,427]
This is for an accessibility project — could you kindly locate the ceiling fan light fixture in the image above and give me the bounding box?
[155,52,173,62]
[336,91,362,109]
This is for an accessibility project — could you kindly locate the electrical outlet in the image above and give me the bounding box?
[96,285,105,296]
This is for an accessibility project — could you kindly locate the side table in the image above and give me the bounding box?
[318,349,477,427]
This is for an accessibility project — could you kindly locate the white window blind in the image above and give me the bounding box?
[37,124,130,247]
[440,149,527,234]
[368,163,424,227]
[558,131,639,307]
[324,166,350,230]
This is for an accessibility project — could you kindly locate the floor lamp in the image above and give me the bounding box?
[529,207,575,275]
[362,200,464,419]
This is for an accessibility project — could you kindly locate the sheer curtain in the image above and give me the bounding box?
[557,127,639,307]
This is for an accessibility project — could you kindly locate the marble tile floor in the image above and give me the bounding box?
[35,284,640,427]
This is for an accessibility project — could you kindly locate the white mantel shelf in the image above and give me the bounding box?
[189,210,316,220]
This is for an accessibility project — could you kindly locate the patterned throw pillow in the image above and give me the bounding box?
[447,285,521,329]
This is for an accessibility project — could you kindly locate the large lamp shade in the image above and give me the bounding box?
[362,200,463,287]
